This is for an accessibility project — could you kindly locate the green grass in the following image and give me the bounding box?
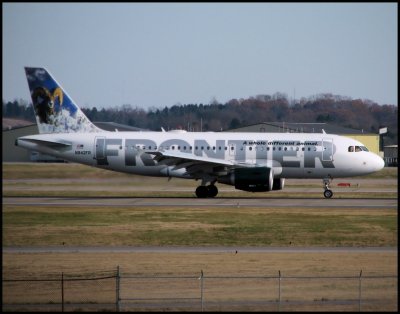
[3,205,397,247]
[2,162,132,179]
[2,162,398,247]
[3,162,397,198]
[360,167,398,179]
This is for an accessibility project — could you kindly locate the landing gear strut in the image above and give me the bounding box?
[195,184,218,198]
[323,177,333,199]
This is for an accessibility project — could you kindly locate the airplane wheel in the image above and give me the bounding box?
[196,186,209,198]
[324,189,333,199]
[207,185,218,198]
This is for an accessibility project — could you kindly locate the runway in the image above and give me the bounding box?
[3,196,397,209]
[3,245,396,254]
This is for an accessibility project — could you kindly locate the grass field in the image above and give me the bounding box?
[2,163,398,311]
[3,163,397,247]
[2,162,398,198]
[2,205,397,247]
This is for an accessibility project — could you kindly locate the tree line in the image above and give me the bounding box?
[3,93,397,144]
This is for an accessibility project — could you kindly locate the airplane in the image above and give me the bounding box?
[16,67,385,198]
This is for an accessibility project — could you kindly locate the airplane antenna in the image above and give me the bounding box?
[322,129,326,134]
[161,127,166,132]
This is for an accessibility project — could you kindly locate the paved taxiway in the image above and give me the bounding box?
[3,246,396,254]
[4,196,397,209]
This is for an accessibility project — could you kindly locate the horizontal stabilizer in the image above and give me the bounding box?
[17,137,72,148]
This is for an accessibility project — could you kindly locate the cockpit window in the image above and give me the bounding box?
[349,145,368,152]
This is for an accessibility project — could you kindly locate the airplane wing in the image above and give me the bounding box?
[152,150,234,166]
[150,150,239,178]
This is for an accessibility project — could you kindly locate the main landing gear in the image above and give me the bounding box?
[323,177,333,199]
[195,184,218,198]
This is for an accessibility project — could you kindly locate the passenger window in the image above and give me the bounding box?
[249,147,252,151]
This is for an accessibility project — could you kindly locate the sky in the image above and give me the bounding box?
[3,3,398,110]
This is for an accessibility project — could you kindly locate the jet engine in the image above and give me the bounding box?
[272,178,285,190]
[218,167,275,192]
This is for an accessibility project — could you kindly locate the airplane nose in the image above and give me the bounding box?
[375,155,385,171]
[369,154,385,172]
[362,154,385,174]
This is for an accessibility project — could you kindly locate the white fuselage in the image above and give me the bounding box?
[17,130,384,180]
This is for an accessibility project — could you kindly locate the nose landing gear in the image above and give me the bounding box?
[323,177,333,198]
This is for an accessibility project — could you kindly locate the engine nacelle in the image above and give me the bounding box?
[272,178,285,190]
[218,167,274,192]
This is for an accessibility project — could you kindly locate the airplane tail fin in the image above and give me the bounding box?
[24,67,101,134]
